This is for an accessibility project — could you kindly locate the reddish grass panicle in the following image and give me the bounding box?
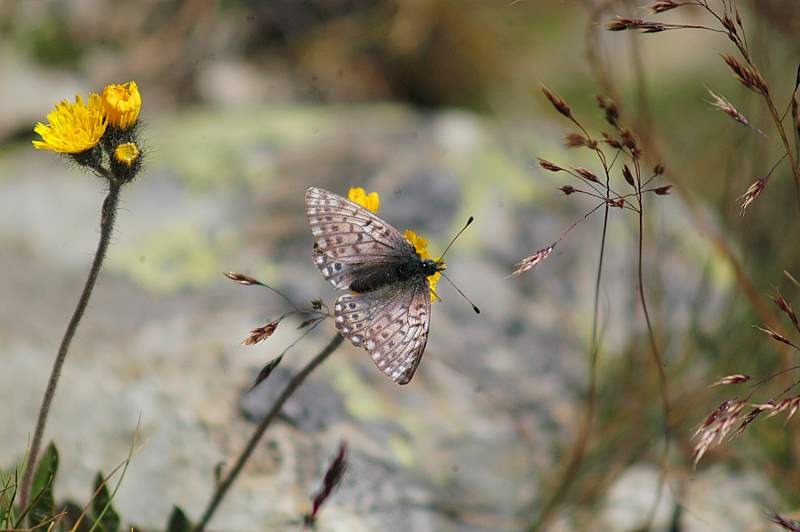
[512,87,670,278]
[519,86,671,531]
[607,0,800,211]
[693,274,800,465]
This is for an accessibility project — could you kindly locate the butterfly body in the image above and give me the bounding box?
[305,187,436,385]
[349,257,442,293]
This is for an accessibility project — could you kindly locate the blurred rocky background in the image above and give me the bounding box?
[1,0,800,530]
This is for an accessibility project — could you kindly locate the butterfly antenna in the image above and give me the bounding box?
[436,216,474,264]
[440,272,480,314]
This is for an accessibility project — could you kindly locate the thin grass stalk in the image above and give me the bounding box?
[625,27,671,527]
[634,169,671,529]
[584,2,792,366]
[762,95,800,207]
[717,6,800,207]
[193,333,345,532]
[19,181,122,508]
[529,150,612,531]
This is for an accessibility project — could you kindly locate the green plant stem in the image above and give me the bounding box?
[193,333,345,532]
[19,182,122,509]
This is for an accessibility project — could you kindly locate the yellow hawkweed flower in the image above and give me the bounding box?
[347,186,380,213]
[102,81,141,129]
[114,142,140,167]
[32,94,107,153]
[403,229,443,303]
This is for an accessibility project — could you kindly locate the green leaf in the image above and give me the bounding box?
[92,471,120,532]
[62,500,93,532]
[166,505,191,532]
[28,442,58,528]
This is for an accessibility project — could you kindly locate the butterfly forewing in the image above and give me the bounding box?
[334,279,430,385]
[305,187,413,285]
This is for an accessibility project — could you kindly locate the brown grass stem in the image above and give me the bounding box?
[586,3,793,366]
[529,127,612,531]
[635,178,671,529]
[762,94,800,207]
[193,333,345,532]
[19,181,122,509]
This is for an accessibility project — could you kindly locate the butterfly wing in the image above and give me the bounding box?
[305,187,415,289]
[334,279,431,385]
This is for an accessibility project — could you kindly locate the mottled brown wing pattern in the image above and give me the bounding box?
[333,280,431,385]
[305,187,414,289]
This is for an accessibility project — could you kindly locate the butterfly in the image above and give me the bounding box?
[305,187,444,385]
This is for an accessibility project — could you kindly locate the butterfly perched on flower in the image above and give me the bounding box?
[305,186,449,385]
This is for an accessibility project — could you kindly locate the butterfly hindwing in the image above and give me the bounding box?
[334,279,431,385]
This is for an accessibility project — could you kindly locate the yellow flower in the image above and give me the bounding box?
[403,229,443,303]
[114,142,140,167]
[345,186,440,303]
[32,94,107,153]
[102,81,141,129]
[347,186,380,213]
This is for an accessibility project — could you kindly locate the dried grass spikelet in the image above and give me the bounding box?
[709,374,751,387]
[755,396,800,423]
[596,95,620,128]
[541,85,572,119]
[692,399,747,466]
[754,325,798,349]
[574,167,600,183]
[721,54,769,95]
[602,132,622,149]
[243,319,282,345]
[620,129,640,158]
[706,88,765,135]
[224,271,261,285]
[564,132,596,149]
[721,13,738,36]
[738,176,767,215]
[772,290,800,332]
[510,243,556,278]
[622,164,635,187]
[538,158,563,172]
[649,0,681,13]
[607,17,666,33]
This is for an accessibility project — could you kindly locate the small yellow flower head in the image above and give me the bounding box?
[114,142,140,167]
[347,186,380,213]
[102,81,141,129]
[404,229,443,303]
[32,94,107,154]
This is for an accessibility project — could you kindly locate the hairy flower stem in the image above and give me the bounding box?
[193,333,345,532]
[19,181,122,508]
[530,190,610,531]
